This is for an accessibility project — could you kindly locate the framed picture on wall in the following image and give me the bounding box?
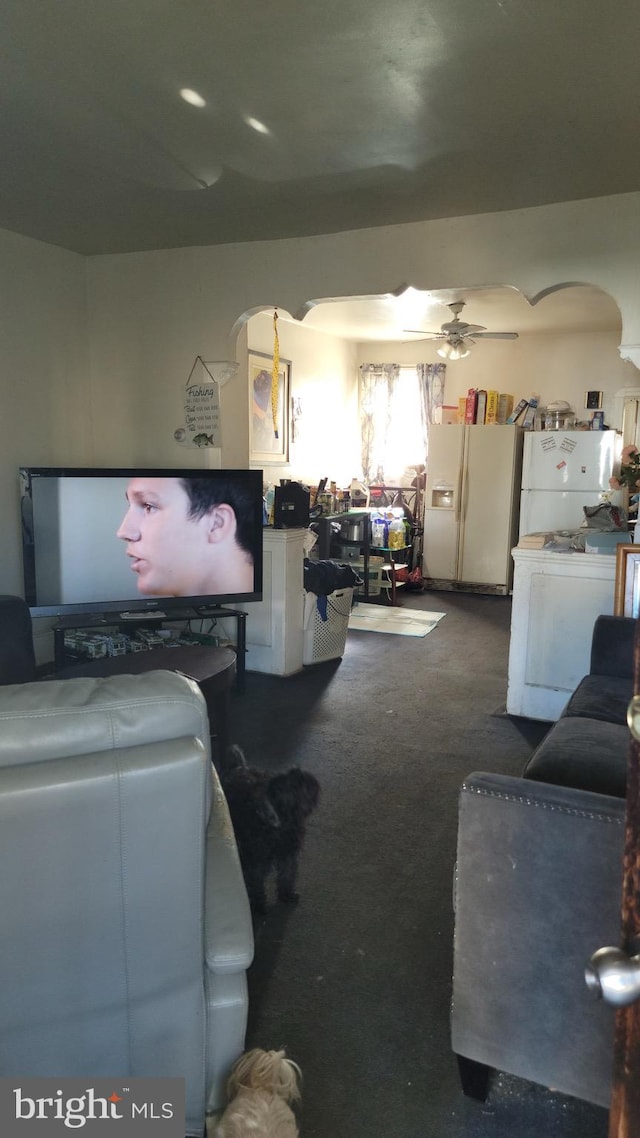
[585,390,603,410]
[248,349,291,464]
[614,544,640,618]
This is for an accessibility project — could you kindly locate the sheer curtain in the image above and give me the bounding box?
[359,362,445,484]
[416,364,446,443]
[359,364,400,483]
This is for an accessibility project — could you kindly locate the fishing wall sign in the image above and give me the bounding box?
[174,358,238,448]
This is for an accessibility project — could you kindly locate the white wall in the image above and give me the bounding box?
[0,229,89,595]
[87,191,640,383]
[3,190,640,607]
[357,329,639,428]
[83,192,640,482]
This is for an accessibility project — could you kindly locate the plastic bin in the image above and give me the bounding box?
[303,587,354,665]
[351,555,384,597]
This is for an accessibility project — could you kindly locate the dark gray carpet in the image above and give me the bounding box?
[227,590,609,1138]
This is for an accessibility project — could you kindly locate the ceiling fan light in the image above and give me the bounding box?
[438,339,471,361]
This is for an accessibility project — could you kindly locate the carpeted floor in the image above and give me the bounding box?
[226,590,610,1138]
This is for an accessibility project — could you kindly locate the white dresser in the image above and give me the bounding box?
[216,527,307,676]
[507,548,616,721]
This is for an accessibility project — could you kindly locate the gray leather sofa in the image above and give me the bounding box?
[451,614,635,1109]
[0,669,254,1136]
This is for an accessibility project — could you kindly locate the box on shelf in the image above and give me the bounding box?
[134,629,166,649]
[63,631,111,660]
[108,632,130,656]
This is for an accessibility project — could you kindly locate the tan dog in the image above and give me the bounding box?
[213,1048,301,1137]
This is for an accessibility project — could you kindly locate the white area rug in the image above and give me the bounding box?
[348,605,446,637]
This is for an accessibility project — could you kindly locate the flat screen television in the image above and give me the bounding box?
[20,467,264,619]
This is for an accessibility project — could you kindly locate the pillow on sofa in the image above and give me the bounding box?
[522,716,629,798]
[562,673,633,727]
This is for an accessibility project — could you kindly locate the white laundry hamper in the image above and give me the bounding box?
[303,587,354,665]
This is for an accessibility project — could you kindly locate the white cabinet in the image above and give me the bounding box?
[422,425,524,594]
[506,548,616,720]
[244,528,306,675]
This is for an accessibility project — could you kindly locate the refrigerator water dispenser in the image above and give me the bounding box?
[431,487,454,508]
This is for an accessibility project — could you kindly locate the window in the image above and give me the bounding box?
[359,363,444,485]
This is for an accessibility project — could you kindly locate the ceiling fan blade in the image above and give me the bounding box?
[472,332,519,340]
[442,321,486,335]
[403,329,444,337]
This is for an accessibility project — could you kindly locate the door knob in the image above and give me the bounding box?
[585,945,640,1007]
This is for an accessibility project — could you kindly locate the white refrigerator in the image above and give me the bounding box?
[422,424,524,593]
[519,430,620,536]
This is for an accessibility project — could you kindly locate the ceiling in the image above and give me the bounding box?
[272,284,623,342]
[2,0,639,257]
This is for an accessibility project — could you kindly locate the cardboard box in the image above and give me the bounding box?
[485,390,499,424]
[440,405,459,425]
[498,394,514,424]
[506,397,528,424]
[464,388,478,424]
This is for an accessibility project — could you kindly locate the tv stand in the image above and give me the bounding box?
[53,606,247,687]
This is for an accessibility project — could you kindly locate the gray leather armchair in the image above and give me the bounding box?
[0,668,253,1136]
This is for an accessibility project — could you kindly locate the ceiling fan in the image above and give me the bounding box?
[404,300,519,360]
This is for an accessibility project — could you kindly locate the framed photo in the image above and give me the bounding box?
[585,390,603,410]
[614,544,640,617]
[249,350,290,464]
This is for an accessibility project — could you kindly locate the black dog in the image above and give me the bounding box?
[222,745,321,914]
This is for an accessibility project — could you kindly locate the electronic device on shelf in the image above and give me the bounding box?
[20,466,264,619]
[273,480,310,529]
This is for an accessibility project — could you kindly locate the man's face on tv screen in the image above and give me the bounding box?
[116,477,213,596]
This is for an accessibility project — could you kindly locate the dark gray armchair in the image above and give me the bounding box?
[0,594,36,683]
[451,614,638,1108]
[451,771,623,1109]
